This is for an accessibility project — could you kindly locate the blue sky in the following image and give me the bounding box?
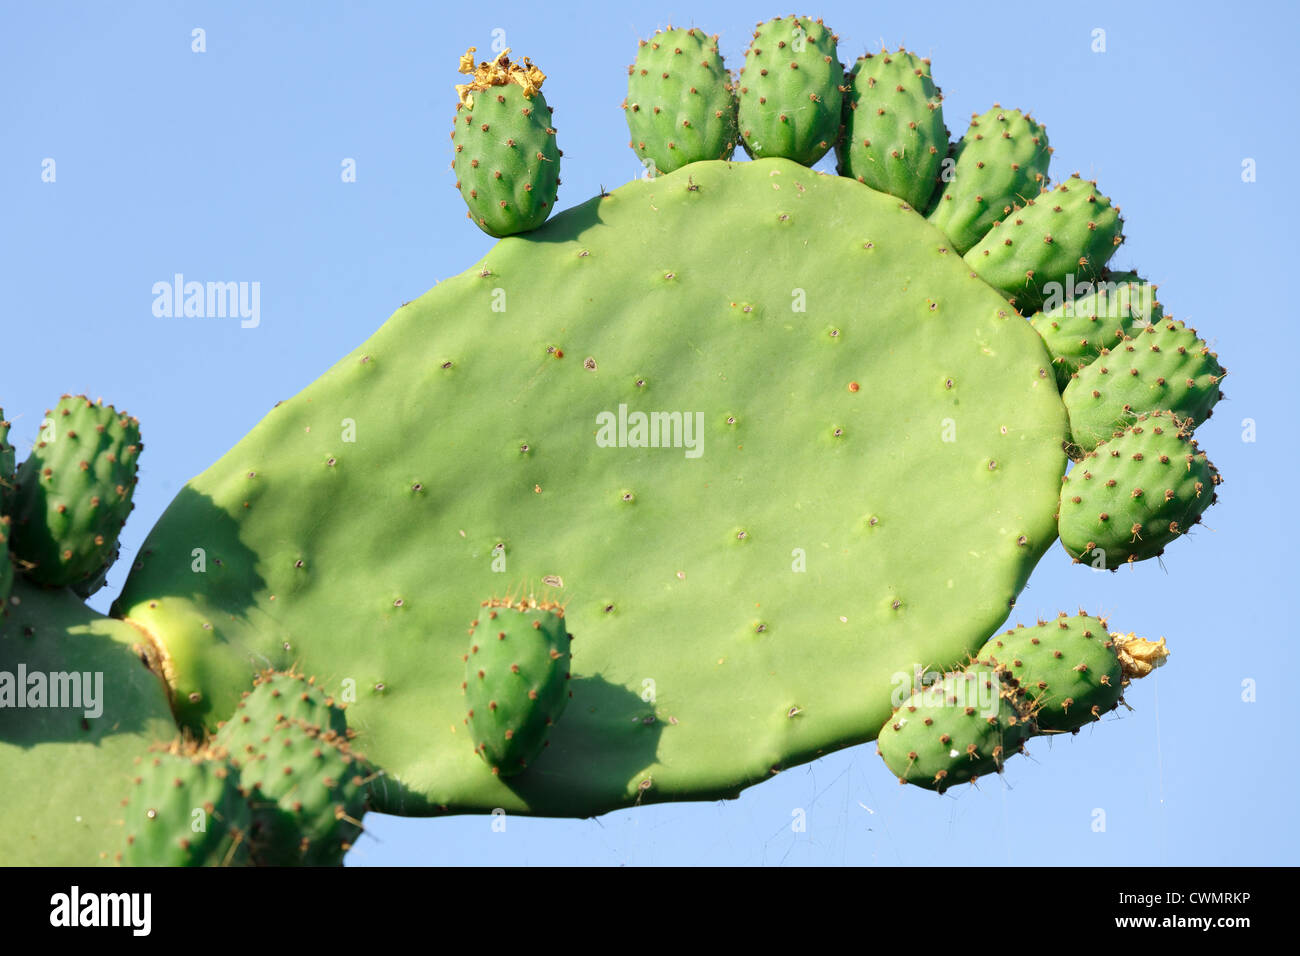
[2,0,1296,865]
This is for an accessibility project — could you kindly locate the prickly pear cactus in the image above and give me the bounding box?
[1,10,1235,861]
[8,395,140,591]
[452,48,560,237]
[116,743,251,867]
[463,596,572,776]
[736,15,843,164]
[624,27,737,175]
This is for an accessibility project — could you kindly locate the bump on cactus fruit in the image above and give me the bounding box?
[1058,411,1220,568]
[624,27,737,176]
[452,47,560,237]
[463,596,572,777]
[9,395,140,590]
[926,106,1051,252]
[116,742,252,867]
[737,16,844,165]
[836,48,946,210]
[876,670,1036,793]
[977,612,1126,733]
[1030,272,1163,390]
[966,175,1123,314]
[220,714,370,867]
[1063,318,1225,453]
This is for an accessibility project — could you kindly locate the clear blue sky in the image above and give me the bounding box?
[2,0,1295,865]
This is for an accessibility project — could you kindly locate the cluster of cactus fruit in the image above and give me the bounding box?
[0,10,1233,866]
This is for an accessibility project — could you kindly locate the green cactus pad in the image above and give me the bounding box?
[216,668,350,744]
[927,106,1051,253]
[836,49,946,210]
[976,613,1124,733]
[1058,412,1220,567]
[463,596,572,776]
[115,157,1069,818]
[8,395,141,590]
[117,744,251,867]
[966,175,1124,314]
[737,16,843,165]
[452,48,560,237]
[876,670,1035,793]
[624,27,737,176]
[0,580,178,865]
[1063,318,1225,452]
[222,717,369,867]
[1030,273,1162,390]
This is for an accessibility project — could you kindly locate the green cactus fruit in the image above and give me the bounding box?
[0,516,12,610]
[736,16,844,165]
[1058,412,1220,568]
[836,48,946,210]
[876,670,1036,793]
[0,412,14,516]
[1063,318,1225,452]
[117,743,252,867]
[1030,272,1163,390]
[926,106,1051,252]
[9,395,140,590]
[452,47,560,238]
[217,668,350,741]
[623,27,737,176]
[966,175,1124,314]
[463,596,572,777]
[977,612,1144,733]
[222,716,369,866]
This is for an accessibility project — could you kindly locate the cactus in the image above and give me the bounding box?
[0,11,1236,863]
[876,670,1036,793]
[218,712,369,867]
[0,411,13,515]
[116,743,252,866]
[736,15,844,164]
[837,48,946,210]
[8,395,140,591]
[1058,412,1220,567]
[624,27,737,175]
[463,596,572,777]
[967,175,1124,314]
[452,47,560,237]
[1030,273,1162,390]
[978,613,1129,733]
[0,516,11,610]
[927,106,1051,252]
[1063,318,1225,452]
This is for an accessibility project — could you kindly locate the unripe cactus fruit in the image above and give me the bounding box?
[736,16,844,165]
[463,596,572,777]
[216,668,350,742]
[1063,318,1225,453]
[877,670,1036,793]
[0,412,14,516]
[966,175,1124,314]
[116,743,251,867]
[977,613,1127,733]
[927,106,1051,253]
[9,395,140,590]
[1030,272,1162,390]
[624,27,737,176]
[1057,412,1220,567]
[837,48,946,210]
[452,47,560,237]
